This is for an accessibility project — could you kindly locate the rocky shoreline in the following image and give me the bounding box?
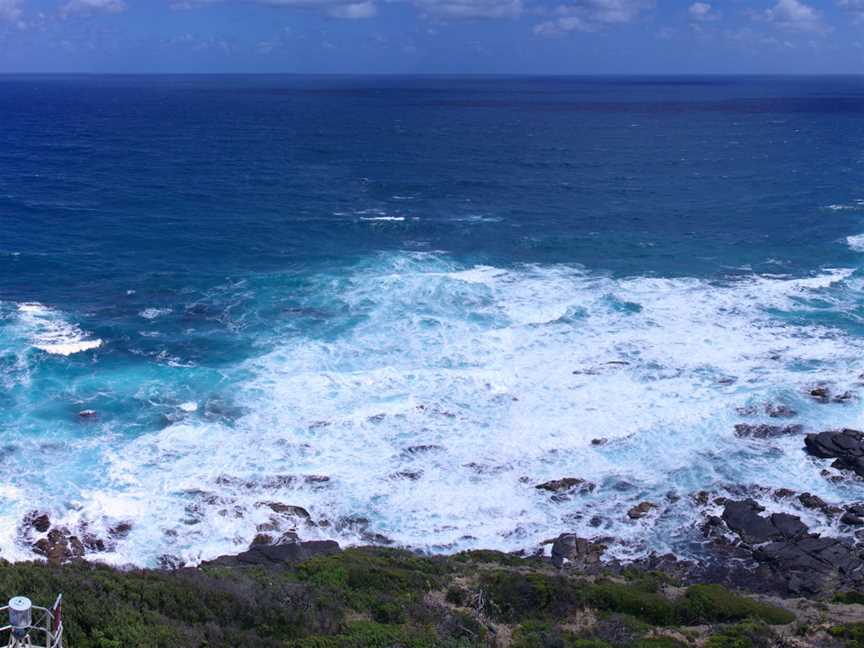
[9,387,864,644]
[23,391,864,597]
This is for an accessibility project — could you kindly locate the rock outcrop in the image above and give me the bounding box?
[804,429,864,478]
[204,539,341,568]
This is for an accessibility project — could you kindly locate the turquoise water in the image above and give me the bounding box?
[2,75,864,565]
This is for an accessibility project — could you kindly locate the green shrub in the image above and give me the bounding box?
[634,638,688,648]
[704,620,777,648]
[680,585,794,626]
[835,591,864,605]
[479,571,579,623]
[370,599,407,624]
[297,548,446,607]
[287,621,440,648]
[829,622,864,647]
[454,550,532,567]
[585,581,679,626]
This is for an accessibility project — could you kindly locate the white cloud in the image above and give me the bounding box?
[533,0,654,36]
[839,0,864,22]
[166,32,234,51]
[0,0,22,22]
[60,0,128,16]
[326,0,376,16]
[755,0,828,33]
[173,0,378,19]
[688,2,718,22]
[415,0,521,19]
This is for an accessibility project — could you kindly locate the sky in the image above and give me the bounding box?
[1,0,864,73]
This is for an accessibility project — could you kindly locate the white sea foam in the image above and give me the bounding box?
[26,253,861,567]
[848,234,864,252]
[139,307,171,320]
[359,216,406,222]
[16,303,102,356]
[827,200,864,211]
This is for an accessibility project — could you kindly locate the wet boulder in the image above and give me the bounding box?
[753,536,864,596]
[712,499,864,596]
[627,501,656,520]
[32,528,84,565]
[734,423,803,439]
[257,502,312,520]
[108,522,134,539]
[204,539,341,568]
[765,404,797,418]
[804,429,864,478]
[797,492,841,517]
[25,512,51,534]
[535,478,595,498]
[549,534,606,569]
[810,387,831,403]
[721,499,807,545]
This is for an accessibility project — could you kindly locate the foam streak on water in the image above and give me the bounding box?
[16,303,102,356]
[0,253,855,566]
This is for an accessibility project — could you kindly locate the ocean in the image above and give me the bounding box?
[2,74,864,566]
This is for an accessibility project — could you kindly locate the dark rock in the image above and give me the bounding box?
[403,445,444,455]
[752,535,863,596]
[534,478,595,494]
[627,501,656,520]
[463,462,510,475]
[590,438,608,446]
[692,491,711,506]
[251,533,274,546]
[108,522,133,539]
[258,502,311,520]
[68,536,85,558]
[549,534,606,569]
[721,499,807,544]
[842,512,864,526]
[834,391,856,403]
[390,470,423,481]
[798,492,841,516]
[157,554,185,570]
[804,429,864,478]
[701,515,726,539]
[810,387,831,402]
[32,529,77,565]
[734,423,803,439]
[30,513,50,534]
[277,531,300,545]
[710,498,864,596]
[81,533,106,552]
[204,540,341,568]
[765,404,797,418]
[334,515,393,545]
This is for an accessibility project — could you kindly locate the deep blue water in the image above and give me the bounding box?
[3,75,864,565]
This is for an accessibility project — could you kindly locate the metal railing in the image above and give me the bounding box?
[0,595,63,648]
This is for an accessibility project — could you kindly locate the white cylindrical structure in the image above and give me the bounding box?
[8,597,31,638]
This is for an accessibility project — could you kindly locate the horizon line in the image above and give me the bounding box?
[1,71,864,78]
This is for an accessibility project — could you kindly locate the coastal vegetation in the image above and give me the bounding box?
[0,547,857,647]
